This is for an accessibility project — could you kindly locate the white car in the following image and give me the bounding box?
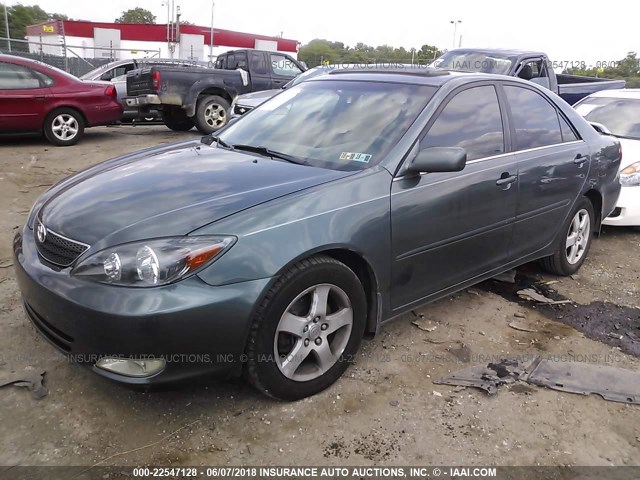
[574,89,640,227]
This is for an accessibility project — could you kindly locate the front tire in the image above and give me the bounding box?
[542,197,595,276]
[43,108,85,146]
[245,256,367,401]
[162,108,194,131]
[194,95,230,134]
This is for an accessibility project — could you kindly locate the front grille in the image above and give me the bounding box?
[608,207,622,219]
[24,302,74,353]
[35,221,89,267]
[233,104,253,116]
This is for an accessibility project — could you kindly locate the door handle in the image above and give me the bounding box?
[34,95,46,100]
[496,174,517,186]
[574,153,589,166]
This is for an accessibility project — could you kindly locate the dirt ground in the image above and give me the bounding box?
[0,125,639,468]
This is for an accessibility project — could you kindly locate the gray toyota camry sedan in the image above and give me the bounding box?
[14,68,621,400]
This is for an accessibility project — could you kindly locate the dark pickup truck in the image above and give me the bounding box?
[125,49,305,134]
[433,49,625,104]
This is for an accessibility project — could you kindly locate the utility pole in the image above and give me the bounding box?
[209,0,215,62]
[3,3,10,52]
[450,20,461,49]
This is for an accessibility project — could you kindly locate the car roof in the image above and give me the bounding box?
[318,67,531,87]
[582,89,640,99]
[446,48,546,57]
[0,53,37,65]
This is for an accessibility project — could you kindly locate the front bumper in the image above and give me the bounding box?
[13,228,271,385]
[603,186,640,227]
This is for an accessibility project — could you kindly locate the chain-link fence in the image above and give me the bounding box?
[0,37,161,77]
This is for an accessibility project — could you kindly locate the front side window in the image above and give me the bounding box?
[0,62,43,90]
[219,80,436,171]
[504,86,563,150]
[420,85,505,161]
[270,54,302,77]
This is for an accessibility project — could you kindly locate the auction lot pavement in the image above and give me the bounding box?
[0,125,639,467]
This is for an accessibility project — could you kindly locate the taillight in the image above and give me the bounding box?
[152,71,161,91]
[104,85,116,97]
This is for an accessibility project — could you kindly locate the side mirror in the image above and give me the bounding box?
[589,121,612,135]
[407,147,467,174]
[100,72,113,81]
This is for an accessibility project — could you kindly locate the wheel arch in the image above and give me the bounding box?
[186,87,234,117]
[270,246,381,338]
[584,189,603,231]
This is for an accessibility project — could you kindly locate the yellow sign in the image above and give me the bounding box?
[42,25,55,33]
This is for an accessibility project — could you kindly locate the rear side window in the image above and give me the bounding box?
[504,85,563,150]
[420,85,505,161]
[0,62,42,89]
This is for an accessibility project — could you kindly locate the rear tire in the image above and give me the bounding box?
[245,255,367,401]
[162,108,194,131]
[194,95,230,134]
[541,197,595,276]
[43,108,85,146]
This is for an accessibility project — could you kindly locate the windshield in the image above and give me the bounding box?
[432,51,515,75]
[219,80,436,171]
[574,97,640,139]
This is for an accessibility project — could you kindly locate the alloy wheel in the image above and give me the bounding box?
[274,283,353,382]
[565,208,590,265]
[51,114,79,141]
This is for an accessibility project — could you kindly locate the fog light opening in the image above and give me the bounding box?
[95,357,166,377]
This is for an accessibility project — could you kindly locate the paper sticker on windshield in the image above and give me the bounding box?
[340,152,372,163]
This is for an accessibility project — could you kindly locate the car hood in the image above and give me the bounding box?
[39,141,353,247]
[235,89,281,108]
[618,137,640,171]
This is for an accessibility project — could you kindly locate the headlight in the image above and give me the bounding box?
[71,236,235,287]
[620,162,640,187]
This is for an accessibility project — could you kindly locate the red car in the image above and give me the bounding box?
[0,54,123,146]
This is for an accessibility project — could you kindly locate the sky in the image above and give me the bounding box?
[8,0,640,67]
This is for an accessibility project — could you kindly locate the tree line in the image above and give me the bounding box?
[567,52,640,88]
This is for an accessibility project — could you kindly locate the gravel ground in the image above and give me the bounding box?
[0,126,639,468]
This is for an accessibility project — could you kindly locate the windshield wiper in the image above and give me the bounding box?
[231,144,305,165]
[201,135,233,149]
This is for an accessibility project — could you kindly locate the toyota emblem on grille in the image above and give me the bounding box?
[36,222,47,243]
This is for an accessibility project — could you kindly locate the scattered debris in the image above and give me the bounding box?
[0,262,13,269]
[543,280,559,286]
[509,322,538,333]
[389,400,399,407]
[514,312,527,319]
[435,356,640,405]
[493,269,516,284]
[411,317,437,332]
[0,371,48,399]
[432,391,442,397]
[627,332,640,343]
[517,288,572,305]
[607,332,624,340]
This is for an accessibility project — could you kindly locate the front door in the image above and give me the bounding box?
[390,84,517,311]
[0,61,51,132]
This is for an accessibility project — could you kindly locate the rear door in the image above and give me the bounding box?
[501,83,588,261]
[390,83,517,310]
[268,53,303,89]
[0,61,52,132]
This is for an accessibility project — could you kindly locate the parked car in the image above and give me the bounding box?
[433,49,626,104]
[574,89,640,227]
[82,59,212,122]
[125,49,306,134]
[0,54,123,146]
[14,69,621,399]
[231,64,351,118]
